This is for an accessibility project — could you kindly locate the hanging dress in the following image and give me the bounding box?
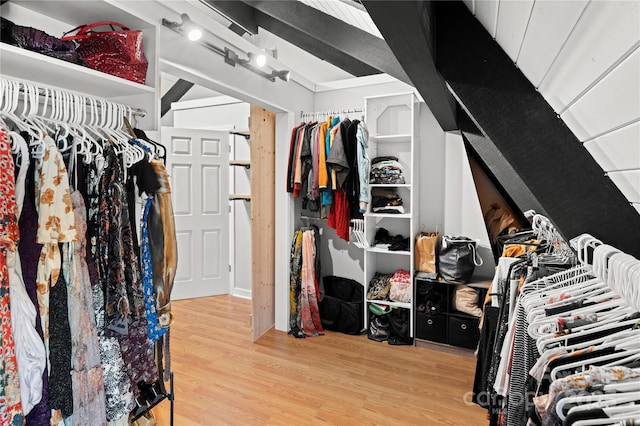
[18,155,50,426]
[7,131,46,416]
[0,127,24,425]
[68,191,107,426]
[33,135,78,359]
[98,146,157,398]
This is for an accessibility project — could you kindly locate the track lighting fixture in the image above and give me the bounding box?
[162,13,202,41]
[162,15,290,83]
[269,70,290,82]
[249,52,267,68]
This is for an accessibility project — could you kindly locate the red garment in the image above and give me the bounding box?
[0,128,24,425]
[327,188,350,242]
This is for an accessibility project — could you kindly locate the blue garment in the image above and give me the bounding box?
[321,116,341,206]
[142,197,166,342]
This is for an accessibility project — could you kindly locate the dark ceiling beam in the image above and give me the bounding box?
[161,78,195,117]
[435,0,640,257]
[206,0,410,82]
[363,0,457,130]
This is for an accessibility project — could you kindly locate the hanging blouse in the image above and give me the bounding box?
[69,191,107,426]
[0,127,24,425]
[34,135,78,355]
[18,163,51,426]
[7,140,46,417]
[141,197,165,343]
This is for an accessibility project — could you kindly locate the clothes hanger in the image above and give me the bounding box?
[557,391,640,420]
[2,80,46,157]
[571,413,640,426]
[557,327,640,354]
[560,394,640,424]
[548,334,640,379]
[539,312,639,355]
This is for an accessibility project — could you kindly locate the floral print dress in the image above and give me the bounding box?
[0,127,24,425]
[33,135,78,358]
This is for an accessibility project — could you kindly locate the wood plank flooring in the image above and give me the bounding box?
[151,296,487,426]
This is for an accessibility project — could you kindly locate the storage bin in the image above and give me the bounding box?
[447,315,480,349]
[415,312,446,343]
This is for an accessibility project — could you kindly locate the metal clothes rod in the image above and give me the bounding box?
[299,108,364,119]
[1,77,147,118]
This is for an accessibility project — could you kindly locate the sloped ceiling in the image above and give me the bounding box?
[466,0,640,217]
[194,0,639,255]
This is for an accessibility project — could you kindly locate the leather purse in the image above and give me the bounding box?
[62,21,148,84]
[438,236,483,283]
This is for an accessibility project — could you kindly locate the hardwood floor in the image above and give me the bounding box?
[151,295,487,426]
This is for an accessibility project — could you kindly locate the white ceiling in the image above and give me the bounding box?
[465,0,640,216]
[165,0,639,218]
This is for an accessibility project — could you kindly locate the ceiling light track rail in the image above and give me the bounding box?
[162,13,290,83]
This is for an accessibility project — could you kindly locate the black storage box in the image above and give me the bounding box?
[415,312,446,343]
[447,315,480,349]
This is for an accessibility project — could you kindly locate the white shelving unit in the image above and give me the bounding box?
[363,92,420,337]
[0,0,159,130]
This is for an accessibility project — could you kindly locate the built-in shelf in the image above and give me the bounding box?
[229,160,251,169]
[229,194,251,201]
[230,130,250,139]
[0,43,155,98]
[369,183,411,188]
[371,134,412,143]
[366,300,412,309]
[366,213,412,219]
[366,247,411,255]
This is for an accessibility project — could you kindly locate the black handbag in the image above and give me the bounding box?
[438,236,483,283]
[319,276,364,335]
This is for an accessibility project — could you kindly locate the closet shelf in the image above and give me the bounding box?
[366,247,410,255]
[367,300,412,309]
[371,134,412,143]
[229,160,251,169]
[230,130,250,140]
[366,213,412,219]
[369,183,411,188]
[229,194,251,201]
[0,43,155,98]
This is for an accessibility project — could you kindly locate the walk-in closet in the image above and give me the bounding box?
[1,0,639,425]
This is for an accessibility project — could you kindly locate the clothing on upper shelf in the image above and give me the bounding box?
[0,122,177,425]
[369,156,405,185]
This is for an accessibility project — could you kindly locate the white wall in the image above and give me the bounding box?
[443,132,496,279]
[173,99,253,298]
[465,0,640,219]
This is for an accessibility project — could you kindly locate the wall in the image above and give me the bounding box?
[173,98,253,298]
[443,132,496,279]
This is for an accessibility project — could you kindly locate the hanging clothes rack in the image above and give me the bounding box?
[1,76,147,118]
[299,108,364,121]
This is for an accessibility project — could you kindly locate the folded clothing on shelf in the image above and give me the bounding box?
[371,187,404,214]
[370,156,405,184]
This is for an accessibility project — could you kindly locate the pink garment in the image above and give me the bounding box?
[299,230,323,337]
[0,127,24,425]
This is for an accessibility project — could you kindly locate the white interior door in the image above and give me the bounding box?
[162,127,230,299]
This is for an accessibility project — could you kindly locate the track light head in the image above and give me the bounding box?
[162,14,202,41]
[180,14,202,41]
[269,69,290,82]
[248,52,267,67]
